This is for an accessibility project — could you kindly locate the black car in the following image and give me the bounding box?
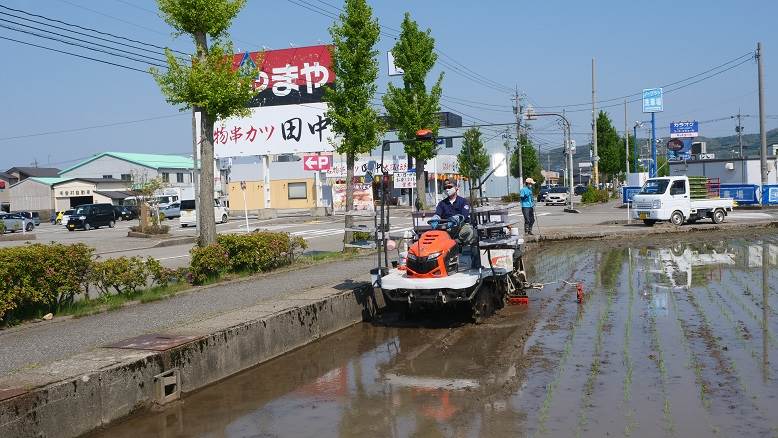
[114,205,137,221]
[574,185,588,196]
[67,203,116,231]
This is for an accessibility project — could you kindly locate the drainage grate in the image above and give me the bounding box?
[105,334,201,351]
[0,387,26,401]
[153,369,180,405]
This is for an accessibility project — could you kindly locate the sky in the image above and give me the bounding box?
[0,0,775,171]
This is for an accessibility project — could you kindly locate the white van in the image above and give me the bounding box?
[179,199,229,227]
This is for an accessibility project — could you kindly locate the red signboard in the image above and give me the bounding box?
[232,45,334,108]
[303,154,333,171]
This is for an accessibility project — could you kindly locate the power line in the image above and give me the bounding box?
[0,9,184,62]
[0,113,186,142]
[0,3,187,56]
[534,51,755,110]
[0,18,169,65]
[0,35,152,74]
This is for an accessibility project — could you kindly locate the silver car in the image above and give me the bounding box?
[160,202,181,219]
[0,213,32,232]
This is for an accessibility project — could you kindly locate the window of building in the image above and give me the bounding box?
[176,172,184,183]
[162,172,170,182]
[102,175,113,179]
[121,174,131,181]
[288,182,307,200]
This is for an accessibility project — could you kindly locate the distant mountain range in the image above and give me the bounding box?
[539,127,778,173]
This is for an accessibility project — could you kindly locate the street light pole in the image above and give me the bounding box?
[651,112,657,177]
[757,42,768,203]
[525,109,577,213]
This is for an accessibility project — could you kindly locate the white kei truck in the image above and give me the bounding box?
[631,176,735,226]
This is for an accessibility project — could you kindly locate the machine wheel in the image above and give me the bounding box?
[643,219,656,226]
[221,214,229,223]
[471,286,495,324]
[108,220,115,228]
[712,209,725,224]
[670,211,684,226]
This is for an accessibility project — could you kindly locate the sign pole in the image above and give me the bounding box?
[651,112,657,177]
[240,181,249,232]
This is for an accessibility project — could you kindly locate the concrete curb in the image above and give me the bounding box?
[0,233,36,242]
[0,280,381,438]
[95,237,197,256]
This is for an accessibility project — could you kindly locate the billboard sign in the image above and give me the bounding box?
[387,51,404,76]
[670,121,699,138]
[303,154,333,171]
[642,88,663,113]
[666,138,692,161]
[332,183,374,212]
[210,102,336,158]
[232,45,334,107]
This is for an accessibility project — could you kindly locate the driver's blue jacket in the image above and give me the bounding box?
[435,195,471,223]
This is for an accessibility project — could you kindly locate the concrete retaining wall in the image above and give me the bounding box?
[0,283,378,438]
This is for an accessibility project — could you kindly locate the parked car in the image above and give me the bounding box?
[12,211,40,226]
[60,209,75,226]
[113,205,137,221]
[574,185,587,196]
[0,213,30,232]
[179,199,229,227]
[537,186,552,202]
[545,187,569,206]
[66,204,116,231]
[160,202,181,219]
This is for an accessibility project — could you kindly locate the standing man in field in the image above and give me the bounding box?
[520,177,535,235]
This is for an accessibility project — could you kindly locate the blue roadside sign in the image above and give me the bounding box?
[642,88,663,113]
[670,121,699,138]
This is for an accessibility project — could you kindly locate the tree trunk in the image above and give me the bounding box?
[193,31,216,246]
[343,153,355,249]
[416,158,426,210]
[199,113,217,246]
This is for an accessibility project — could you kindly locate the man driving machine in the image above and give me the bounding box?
[434,178,475,245]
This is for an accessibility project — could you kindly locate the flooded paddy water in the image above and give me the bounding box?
[88,230,778,437]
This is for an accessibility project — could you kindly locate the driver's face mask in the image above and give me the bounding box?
[445,186,457,197]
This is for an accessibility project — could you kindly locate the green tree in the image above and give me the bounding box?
[382,13,443,209]
[596,110,625,181]
[457,128,489,201]
[151,0,255,246]
[510,134,544,190]
[324,0,383,248]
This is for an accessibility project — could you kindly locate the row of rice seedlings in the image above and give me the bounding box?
[667,284,711,410]
[701,282,765,371]
[575,287,615,438]
[648,307,675,434]
[728,269,778,320]
[622,264,637,437]
[712,273,777,348]
[535,267,607,435]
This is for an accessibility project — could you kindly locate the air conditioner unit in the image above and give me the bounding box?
[771,144,778,156]
[725,162,735,170]
[691,141,706,154]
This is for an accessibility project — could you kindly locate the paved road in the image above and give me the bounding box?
[0,256,375,376]
[3,203,776,268]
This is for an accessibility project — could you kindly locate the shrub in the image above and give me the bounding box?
[217,232,308,273]
[145,257,185,288]
[581,186,610,204]
[351,231,372,242]
[90,256,148,297]
[0,243,93,323]
[501,193,520,202]
[189,243,230,284]
[129,224,170,234]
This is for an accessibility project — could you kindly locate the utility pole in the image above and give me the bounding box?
[547,153,551,186]
[592,57,599,186]
[757,42,768,200]
[624,99,630,175]
[503,129,511,195]
[514,90,523,187]
[735,109,744,157]
[191,109,201,232]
